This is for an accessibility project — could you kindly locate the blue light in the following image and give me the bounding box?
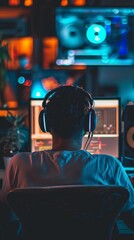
[58,15,78,24]
[122,18,128,25]
[18,76,25,84]
[35,91,41,97]
[31,81,47,98]
[118,28,128,57]
[113,9,119,14]
[86,24,107,45]
[123,9,131,14]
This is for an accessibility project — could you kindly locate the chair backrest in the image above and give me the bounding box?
[7,185,129,240]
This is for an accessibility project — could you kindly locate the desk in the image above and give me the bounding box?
[117,220,134,239]
[124,167,134,175]
[124,167,134,171]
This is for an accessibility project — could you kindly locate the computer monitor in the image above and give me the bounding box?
[56,7,134,66]
[30,98,120,159]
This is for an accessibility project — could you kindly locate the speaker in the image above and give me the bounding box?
[123,104,134,160]
[38,86,97,133]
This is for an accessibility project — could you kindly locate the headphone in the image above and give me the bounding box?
[38,86,97,133]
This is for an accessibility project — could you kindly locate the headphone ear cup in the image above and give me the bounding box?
[38,110,46,132]
[38,110,50,132]
[84,109,97,132]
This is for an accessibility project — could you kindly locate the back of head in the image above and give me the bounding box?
[39,85,94,138]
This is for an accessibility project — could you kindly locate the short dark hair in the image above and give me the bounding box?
[45,85,92,138]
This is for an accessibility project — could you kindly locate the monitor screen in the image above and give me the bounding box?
[30,98,120,159]
[56,7,134,66]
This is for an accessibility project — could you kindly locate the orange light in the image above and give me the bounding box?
[7,101,18,108]
[24,0,33,6]
[42,77,60,91]
[23,79,32,87]
[8,0,20,5]
[61,0,68,6]
[43,37,58,68]
[73,0,86,5]
[3,83,17,108]
[5,37,33,69]
[0,110,19,117]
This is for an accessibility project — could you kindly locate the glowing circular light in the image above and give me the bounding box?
[23,79,32,87]
[86,24,107,45]
[124,9,131,14]
[122,18,128,25]
[94,27,100,32]
[59,24,84,48]
[113,9,119,14]
[95,36,100,41]
[35,91,41,97]
[18,76,25,84]
[97,16,104,21]
[105,20,111,26]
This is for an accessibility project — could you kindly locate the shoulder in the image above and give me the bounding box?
[10,150,50,166]
[8,151,44,167]
[94,153,121,165]
[78,151,121,166]
[11,151,46,159]
[90,153,123,173]
[10,152,30,163]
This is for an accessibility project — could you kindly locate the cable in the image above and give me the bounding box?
[84,132,93,150]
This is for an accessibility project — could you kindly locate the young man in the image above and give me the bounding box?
[0,85,134,229]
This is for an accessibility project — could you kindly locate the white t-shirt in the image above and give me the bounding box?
[0,150,134,212]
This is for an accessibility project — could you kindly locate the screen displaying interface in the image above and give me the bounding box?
[56,7,134,66]
[30,98,120,159]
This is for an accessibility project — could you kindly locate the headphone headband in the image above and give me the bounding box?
[42,89,56,108]
[39,85,97,134]
[42,85,94,109]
